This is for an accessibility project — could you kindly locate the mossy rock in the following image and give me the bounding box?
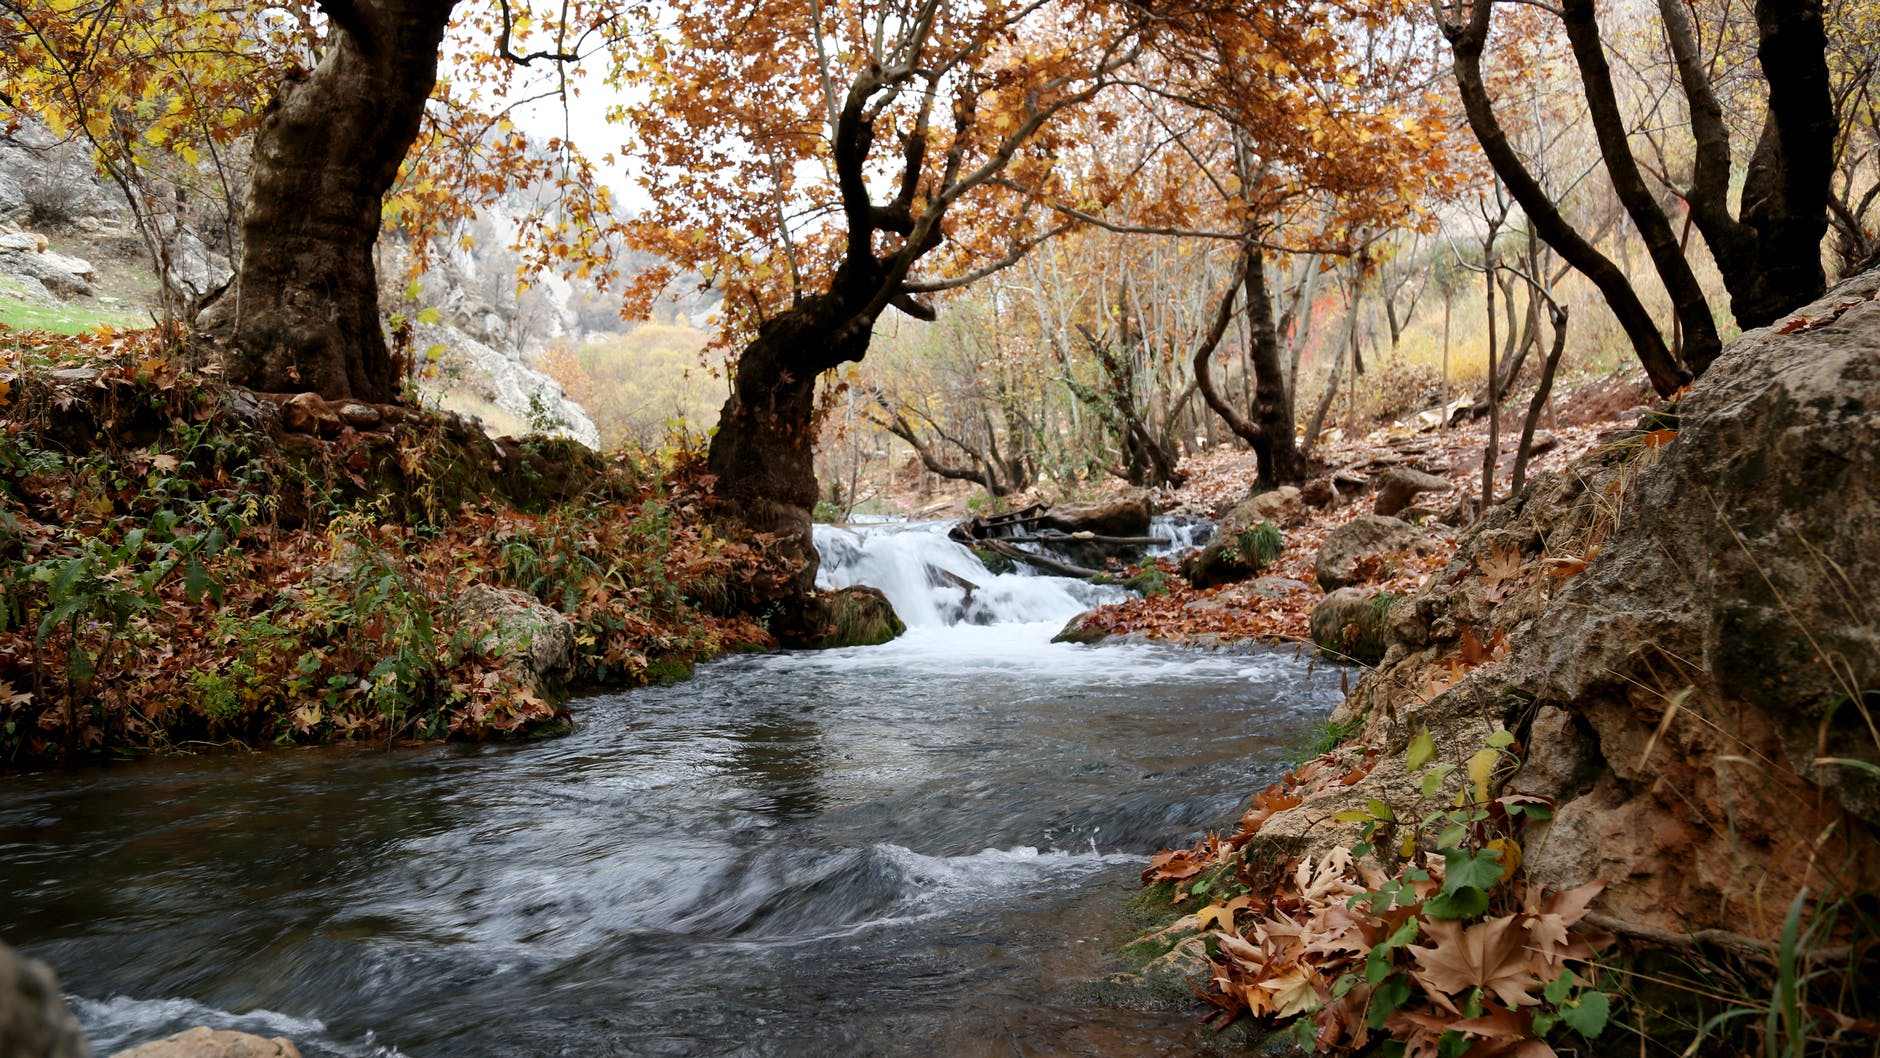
[642,655,696,685]
[971,547,1018,575]
[1308,587,1394,665]
[801,586,906,649]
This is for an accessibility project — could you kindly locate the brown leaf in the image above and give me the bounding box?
[1408,915,1541,1009]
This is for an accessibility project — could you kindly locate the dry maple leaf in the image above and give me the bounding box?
[1479,541,1524,602]
[1408,915,1541,1010]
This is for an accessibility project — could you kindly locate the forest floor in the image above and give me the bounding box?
[1038,368,1656,648]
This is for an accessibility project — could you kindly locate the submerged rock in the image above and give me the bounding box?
[0,940,89,1058]
[110,1028,299,1058]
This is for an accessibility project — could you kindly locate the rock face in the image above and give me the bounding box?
[1371,468,1450,517]
[1309,587,1392,665]
[414,321,600,449]
[455,584,576,702]
[1240,270,1880,943]
[1313,515,1431,591]
[110,1028,300,1058]
[0,941,90,1058]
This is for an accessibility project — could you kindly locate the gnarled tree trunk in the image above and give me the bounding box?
[200,0,457,402]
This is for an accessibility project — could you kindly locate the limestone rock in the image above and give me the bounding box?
[412,322,599,449]
[1181,519,1283,590]
[0,940,90,1058]
[110,1028,299,1058]
[1299,478,1335,508]
[1371,468,1450,517]
[0,232,96,298]
[1313,515,1431,591]
[455,584,575,702]
[1309,587,1392,665]
[336,403,383,430]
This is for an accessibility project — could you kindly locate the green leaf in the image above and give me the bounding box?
[1543,971,1574,1005]
[416,306,442,326]
[1334,809,1374,822]
[1423,885,1489,919]
[1422,764,1454,797]
[1406,728,1436,771]
[1486,728,1516,749]
[1368,976,1413,1030]
[1367,798,1396,822]
[1442,846,1504,892]
[1560,991,1612,1038]
[184,555,210,603]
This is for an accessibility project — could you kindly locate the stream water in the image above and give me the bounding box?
[0,521,1340,1057]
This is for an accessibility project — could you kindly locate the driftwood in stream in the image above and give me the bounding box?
[998,533,1170,547]
[976,538,1103,579]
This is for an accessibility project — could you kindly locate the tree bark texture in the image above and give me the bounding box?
[1560,0,1722,372]
[1659,0,1833,331]
[201,0,458,402]
[1192,248,1306,487]
[1438,0,1690,397]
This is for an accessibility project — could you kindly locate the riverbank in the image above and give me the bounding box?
[0,325,785,767]
[1119,271,1880,1056]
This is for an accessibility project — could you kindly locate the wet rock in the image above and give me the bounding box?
[1051,609,1110,645]
[1309,587,1393,665]
[1371,468,1450,517]
[0,940,90,1058]
[1313,515,1431,591]
[110,1028,300,1058]
[800,586,905,649]
[456,584,575,702]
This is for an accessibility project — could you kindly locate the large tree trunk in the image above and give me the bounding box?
[710,283,876,596]
[200,0,457,402]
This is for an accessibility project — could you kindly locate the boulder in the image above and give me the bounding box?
[1181,520,1283,590]
[1313,514,1431,591]
[1036,492,1152,537]
[1299,478,1336,508]
[800,585,905,649]
[1051,609,1110,645]
[335,403,383,430]
[1371,468,1450,517]
[1308,587,1393,665]
[0,232,96,298]
[455,584,576,702]
[0,940,90,1058]
[1230,485,1305,528]
[110,1028,299,1058]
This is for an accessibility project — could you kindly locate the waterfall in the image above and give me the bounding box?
[812,522,1120,629]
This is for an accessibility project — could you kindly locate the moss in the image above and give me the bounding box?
[802,586,905,649]
[1123,567,1171,597]
[642,656,696,685]
[971,547,1017,575]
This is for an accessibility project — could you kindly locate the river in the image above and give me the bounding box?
[0,522,1341,1056]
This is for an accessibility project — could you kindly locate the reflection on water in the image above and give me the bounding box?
[1,539,1342,1057]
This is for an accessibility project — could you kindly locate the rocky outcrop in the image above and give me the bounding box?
[1309,587,1392,665]
[455,584,576,702]
[1312,514,1433,591]
[1236,269,1880,943]
[0,941,90,1058]
[1222,485,1305,528]
[110,1028,300,1058]
[414,321,599,449]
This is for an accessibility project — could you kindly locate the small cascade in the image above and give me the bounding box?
[813,522,1116,628]
[1146,514,1215,557]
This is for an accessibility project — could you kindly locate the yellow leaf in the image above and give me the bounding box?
[1468,748,1500,801]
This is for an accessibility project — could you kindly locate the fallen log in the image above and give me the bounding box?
[978,537,1103,579]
